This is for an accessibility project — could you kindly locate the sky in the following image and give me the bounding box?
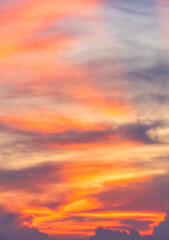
[0,0,169,239]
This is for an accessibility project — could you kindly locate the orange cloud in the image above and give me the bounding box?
[1,1,166,239]
[70,84,135,118]
[0,0,97,63]
[26,208,165,236]
[0,112,103,133]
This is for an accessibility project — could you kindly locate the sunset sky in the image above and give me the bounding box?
[0,0,169,240]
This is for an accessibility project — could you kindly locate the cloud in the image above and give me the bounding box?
[102,0,156,16]
[149,210,169,240]
[91,212,169,240]
[127,60,169,84]
[92,174,169,213]
[20,121,166,148]
[0,0,169,238]
[0,206,59,240]
[0,120,163,152]
[89,211,169,240]
[91,227,140,240]
[38,210,169,240]
[0,162,63,193]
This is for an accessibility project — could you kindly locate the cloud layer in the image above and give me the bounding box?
[0,0,169,239]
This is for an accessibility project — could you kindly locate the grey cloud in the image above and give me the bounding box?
[151,211,169,240]
[121,219,153,232]
[0,206,59,240]
[97,0,167,77]
[92,174,169,213]
[125,60,169,122]
[0,121,163,151]
[127,60,169,85]
[102,0,156,16]
[89,211,169,240]
[134,93,169,105]
[91,227,140,240]
[0,162,63,193]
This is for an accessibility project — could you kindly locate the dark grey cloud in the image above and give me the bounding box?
[33,121,164,147]
[0,206,58,240]
[0,120,163,153]
[0,162,63,193]
[151,211,169,240]
[90,211,169,240]
[54,234,89,240]
[125,60,169,122]
[127,60,169,85]
[91,227,140,240]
